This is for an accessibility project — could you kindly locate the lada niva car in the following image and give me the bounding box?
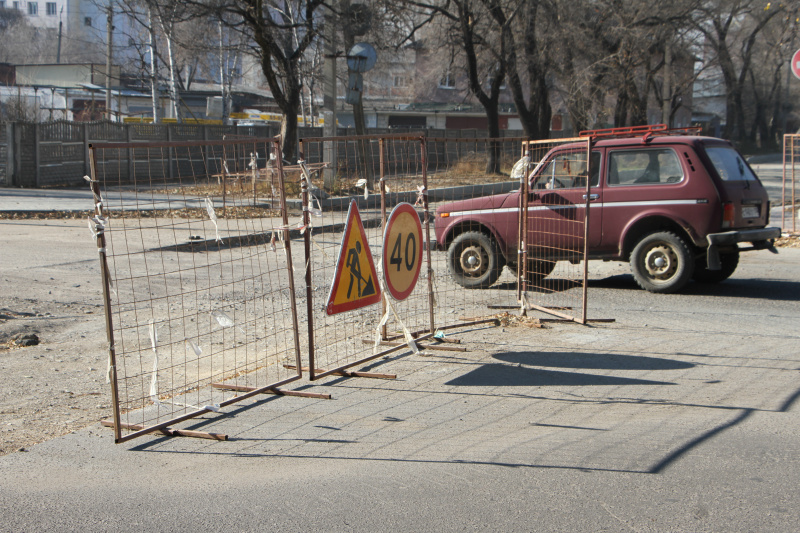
[434,125,781,293]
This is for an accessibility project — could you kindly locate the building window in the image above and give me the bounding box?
[0,2,5,8]
[45,1,55,15]
[12,1,20,9]
[27,1,37,15]
[84,16,91,26]
[393,76,406,88]
[439,69,456,89]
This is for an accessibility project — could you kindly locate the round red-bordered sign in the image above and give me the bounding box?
[382,203,423,301]
[792,49,800,81]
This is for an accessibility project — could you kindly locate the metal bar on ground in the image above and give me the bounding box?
[211,383,332,400]
[362,340,468,352]
[101,420,228,441]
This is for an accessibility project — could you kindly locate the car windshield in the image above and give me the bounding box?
[705,146,757,181]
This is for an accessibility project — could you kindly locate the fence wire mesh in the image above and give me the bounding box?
[297,135,538,378]
[297,135,408,379]
[89,138,302,443]
[427,137,527,325]
[519,138,592,323]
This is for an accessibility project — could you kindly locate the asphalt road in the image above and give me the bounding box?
[1,242,798,531]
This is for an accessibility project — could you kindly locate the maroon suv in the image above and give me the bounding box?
[434,127,781,293]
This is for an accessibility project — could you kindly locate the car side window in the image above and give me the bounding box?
[607,148,683,186]
[532,151,600,189]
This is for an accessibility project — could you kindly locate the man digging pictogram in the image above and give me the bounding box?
[345,241,375,299]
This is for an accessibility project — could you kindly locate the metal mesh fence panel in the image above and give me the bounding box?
[297,135,405,379]
[519,138,591,323]
[89,138,302,443]
[427,136,527,327]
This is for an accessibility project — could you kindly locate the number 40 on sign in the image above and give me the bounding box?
[383,203,423,301]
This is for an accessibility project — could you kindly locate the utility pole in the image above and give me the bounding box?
[105,1,113,121]
[56,7,63,64]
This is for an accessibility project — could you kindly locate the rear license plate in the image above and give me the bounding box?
[741,205,759,219]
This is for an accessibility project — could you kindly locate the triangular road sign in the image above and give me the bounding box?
[326,200,382,315]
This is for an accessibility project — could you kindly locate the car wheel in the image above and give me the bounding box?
[508,259,556,286]
[693,250,739,283]
[447,231,503,289]
[630,231,694,293]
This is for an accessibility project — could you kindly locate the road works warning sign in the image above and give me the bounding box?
[325,201,382,315]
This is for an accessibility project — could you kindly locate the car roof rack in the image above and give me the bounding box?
[579,124,702,142]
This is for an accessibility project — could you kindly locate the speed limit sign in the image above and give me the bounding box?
[382,203,423,301]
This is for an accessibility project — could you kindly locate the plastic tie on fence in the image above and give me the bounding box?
[83,175,104,205]
[510,154,531,182]
[428,267,437,308]
[211,310,246,335]
[185,338,202,356]
[106,342,114,384]
[148,319,160,404]
[204,197,224,244]
[374,275,420,356]
[415,185,427,207]
[87,215,107,238]
[356,178,369,200]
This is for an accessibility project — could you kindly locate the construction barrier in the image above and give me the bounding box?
[89,138,303,443]
[519,138,592,324]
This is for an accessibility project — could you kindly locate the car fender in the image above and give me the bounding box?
[439,213,515,258]
[617,209,704,257]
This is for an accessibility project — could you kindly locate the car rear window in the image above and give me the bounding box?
[607,148,683,186]
[705,146,757,181]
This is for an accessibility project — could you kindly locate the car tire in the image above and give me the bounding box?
[630,231,694,293]
[447,231,503,289]
[693,250,739,283]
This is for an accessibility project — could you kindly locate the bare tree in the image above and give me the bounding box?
[206,0,325,162]
[693,0,784,141]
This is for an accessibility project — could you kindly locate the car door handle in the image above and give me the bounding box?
[583,194,599,201]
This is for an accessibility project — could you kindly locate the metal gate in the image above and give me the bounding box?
[519,138,592,324]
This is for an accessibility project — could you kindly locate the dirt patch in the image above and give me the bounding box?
[0,298,110,456]
[775,234,800,248]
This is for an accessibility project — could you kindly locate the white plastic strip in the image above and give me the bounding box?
[374,274,420,355]
[211,309,246,335]
[148,320,160,403]
[185,338,202,356]
[356,178,369,200]
[204,197,223,244]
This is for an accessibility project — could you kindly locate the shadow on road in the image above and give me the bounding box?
[590,274,800,301]
[444,364,675,387]
[493,351,695,371]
